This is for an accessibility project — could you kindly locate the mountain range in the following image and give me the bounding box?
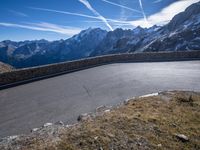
[0,1,200,68]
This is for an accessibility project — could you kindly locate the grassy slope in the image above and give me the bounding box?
[1,91,200,150]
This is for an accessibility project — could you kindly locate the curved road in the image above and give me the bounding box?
[0,61,200,137]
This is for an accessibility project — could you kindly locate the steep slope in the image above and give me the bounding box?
[91,28,136,55]
[142,1,200,52]
[0,62,14,73]
[167,2,200,31]
[63,28,107,59]
[0,28,107,68]
[105,25,161,54]
[93,1,200,54]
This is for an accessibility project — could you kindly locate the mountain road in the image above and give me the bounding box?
[0,61,200,137]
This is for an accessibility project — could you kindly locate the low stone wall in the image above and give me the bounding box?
[0,51,200,87]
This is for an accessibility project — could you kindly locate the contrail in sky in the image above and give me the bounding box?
[138,0,148,23]
[30,7,133,27]
[101,0,142,14]
[78,0,113,31]
[0,22,81,35]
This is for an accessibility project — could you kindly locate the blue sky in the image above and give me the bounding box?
[0,0,198,41]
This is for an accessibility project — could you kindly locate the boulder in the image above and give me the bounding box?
[175,134,189,142]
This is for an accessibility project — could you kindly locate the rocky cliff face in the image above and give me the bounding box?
[167,2,200,31]
[91,28,135,56]
[142,1,200,52]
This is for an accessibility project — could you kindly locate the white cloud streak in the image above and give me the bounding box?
[30,7,100,20]
[0,22,81,35]
[78,0,113,31]
[131,0,199,28]
[80,20,133,27]
[30,7,132,26]
[120,0,128,21]
[101,0,142,14]
[153,0,163,4]
[8,10,28,17]
[138,0,148,24]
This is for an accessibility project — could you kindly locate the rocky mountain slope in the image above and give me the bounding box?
[0,91,200,150]
[94,1,200,54]
[0,1,200,68]
[142,1,200,52]
[0,28,107,68]
[0,62,14,73]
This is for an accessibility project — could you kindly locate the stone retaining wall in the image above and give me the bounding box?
[0,51,200,87]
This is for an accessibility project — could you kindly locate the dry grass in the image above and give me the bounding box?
[56,91,200,150]
[1,91,200,150]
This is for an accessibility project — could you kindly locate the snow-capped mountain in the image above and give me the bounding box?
[91,28,136,56]
[92,25,160,55]
[142,1,200,52]
[93,1,200,54]
[0,1,200,68]
[0,28,107,68]
[63,28,107,59]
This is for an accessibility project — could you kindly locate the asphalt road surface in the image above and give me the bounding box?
[0,61,200,138]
